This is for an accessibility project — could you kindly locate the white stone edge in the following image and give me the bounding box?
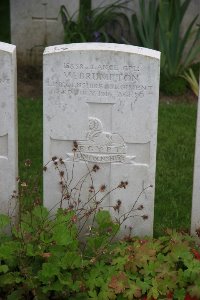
[0,42,16,53]
[191,75,200,236]
[44,43,160,60]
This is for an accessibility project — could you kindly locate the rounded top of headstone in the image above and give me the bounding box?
[44,43,160,60]
[0,42,16,53]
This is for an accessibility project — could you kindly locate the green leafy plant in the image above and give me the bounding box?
[131,0,159,49]
[182,68,199,97]
[1,210,200,299]
[0,151,150,299]
[130,0,200,95]
[159,0,200,78]
[160,74,188,96]
[60,0,130,43]
[2,146,200,298]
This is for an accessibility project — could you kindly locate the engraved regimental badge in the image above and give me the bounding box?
[66,117,135,164]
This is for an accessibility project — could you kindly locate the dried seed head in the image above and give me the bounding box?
[59,157,64,164]
[196,227,200,238]
[92,164,100,172]
[41,252,52,259]
[107,227,113,233]
[137,204,144,210]
[73,141,78,151]
[142,215,148,220]
[60,171,64,177]
[89,185,94,192]
[113,200,121,213]
[34,198,41,206]
[52,156,57,161]
[90,257,96,264]
[100,184,106,192]
[43,166,47,171]
[71,215,77,223]
[117,200,122,206]
[25,159,32,167]
[118,181,128,189]
[64,193,70,200]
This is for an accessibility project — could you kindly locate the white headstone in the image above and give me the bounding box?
[43,43,160,236]
[0,42,18,215]
[191,76,200,236]
[10,0,79,65]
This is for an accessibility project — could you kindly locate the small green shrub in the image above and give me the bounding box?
[182,68,199,97]
[1,210,200,299]
[0,156,200,298]
[2,151,199,298]
[160,75,188,96]
[131,0,159,50]
[159,0,200,79]
[130,0,200,96]
[60,0,130,43]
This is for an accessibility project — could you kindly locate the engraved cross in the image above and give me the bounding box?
[32,2,58,44]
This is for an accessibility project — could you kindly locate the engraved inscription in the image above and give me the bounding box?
[0,134,8,159]
[66,117,136,164]
[47,62,154,103]
[0,76,10,85]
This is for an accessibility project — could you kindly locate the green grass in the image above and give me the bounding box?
[154,102,197,236]
[18,98,43,203]
[18,98,197,236]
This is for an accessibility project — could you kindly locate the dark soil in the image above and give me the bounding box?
[159,90,197,104]
[17,65,198,103]
[18,65,43,100]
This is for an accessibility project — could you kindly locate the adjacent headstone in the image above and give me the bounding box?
[10,0,77,65]
[0,42,18,215]
[43,43,160,236]
[191,76,200,236]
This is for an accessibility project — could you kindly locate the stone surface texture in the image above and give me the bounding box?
[43,43,160,236]
[10,0,78,65]
[191,76,200,236]
[0,42,18,215]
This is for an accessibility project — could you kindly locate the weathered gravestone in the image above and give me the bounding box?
[43,43,160,236]
[10,0,77,65]
[191,76,200,236]
[0,42,18,215]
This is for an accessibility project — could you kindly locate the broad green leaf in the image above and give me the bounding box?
[52,223,74,246]
[0,272,23,287]
[0,214,10,230]
[0,264,8,273]
[39,262,60,281]
[32,205,49,220]
[7,290,24,300]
